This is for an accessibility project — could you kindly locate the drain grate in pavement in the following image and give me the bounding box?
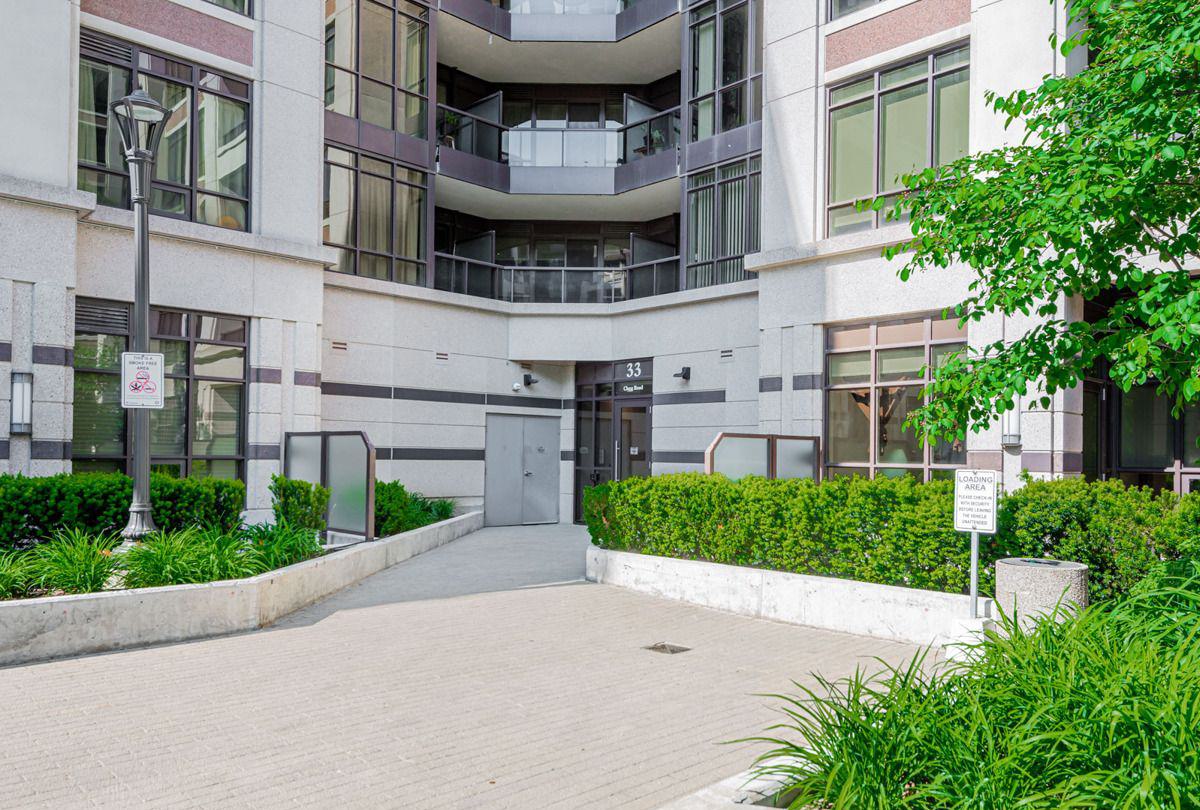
[644,642,691,655]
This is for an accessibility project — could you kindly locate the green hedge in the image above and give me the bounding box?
[583,474,1197,600]
[269,474,331,534]
[375,480,454,537]
[0,473,245,550]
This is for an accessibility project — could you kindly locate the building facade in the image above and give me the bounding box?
[0,0,1179,527]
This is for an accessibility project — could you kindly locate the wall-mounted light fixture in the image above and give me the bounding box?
[523,373,539,387]
[10,372,32,435]
[673,366,691,381]
[1001,401,1022,449]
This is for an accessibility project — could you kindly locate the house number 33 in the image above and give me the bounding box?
[625,362,642,378]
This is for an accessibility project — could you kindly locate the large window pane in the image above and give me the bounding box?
[195,195,247,231]
[877,346,925,381]
[194,344,245,379]
[196,93,248,198]
[1120,386,1173,467]
[688,186,715,262]
[828,389,871,463]
[74,333,125,370]
[361,78,393,128]
[359,173,391,253]
[72,372,125,455]
[720,6,747,85]
[879,83,928,192]
[78,59,130,172]
[878,386,921,465]
[396,13,427,95]
[828,351,869,385]
[830,99,873,203]
[361,1,394,83]
[151,378,187,455]
[139,75,191,186]
[324,0,356,70]
[325,66,356,117]
[934,69,970,166]
[394,181,424,260]
[692,19,716,95]
[324,163,356,246]
[192,381,243,456]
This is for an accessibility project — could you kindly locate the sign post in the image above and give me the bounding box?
[954,469,998,619]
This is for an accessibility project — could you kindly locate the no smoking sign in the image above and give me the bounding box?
[121,352,165,410]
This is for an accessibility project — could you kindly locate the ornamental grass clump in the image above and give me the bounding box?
[27,528,120,595]
[120,527,265,588]
[0,550,32,599]
[243,521,323,571]
[747,574,1200,808]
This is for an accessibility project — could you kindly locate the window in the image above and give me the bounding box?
[688,0,762,141]
[829,0,881,20]
[324,146,427,284]
[325,0,429,139]
[72,300,248,481]
[686,155,761,288]
[203,0,251,14]
[825,315,967,480]
[826,46,969,236]
[77,31,251,231]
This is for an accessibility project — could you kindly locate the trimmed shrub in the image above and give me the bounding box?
[375,480,453,537]
[28,529,120,595]
[584,473,1195,599]
[747,575,1200,808]
[0,473,244,550]
[269,475,330,534]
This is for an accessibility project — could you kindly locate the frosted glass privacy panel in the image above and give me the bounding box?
[285,434,322,485]
[326,434,369,534]
[777,438,819,480]
[713,436,769,479]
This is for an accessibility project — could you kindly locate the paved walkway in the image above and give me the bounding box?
[0,525,918,809]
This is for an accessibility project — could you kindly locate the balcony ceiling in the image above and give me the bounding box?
[436,175,679,220]
[437,12,681,84]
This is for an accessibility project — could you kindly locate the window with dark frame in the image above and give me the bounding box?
[686,154,761,288]
[688,0,762,142]
[324,0,430,139]
[202,0,252,15]
[826,45,969,237]
[829,0,882,21]
[824,315,967,481]
[323,145,428,284]
[77,30,252,232]
[72,299,249,482]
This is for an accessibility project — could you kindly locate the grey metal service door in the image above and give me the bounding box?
[484,414,561,526]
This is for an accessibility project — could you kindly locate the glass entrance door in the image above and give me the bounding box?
[617,402,651,479]
[574,359,653,521]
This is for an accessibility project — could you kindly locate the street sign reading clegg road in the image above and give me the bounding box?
[954,469,997,535]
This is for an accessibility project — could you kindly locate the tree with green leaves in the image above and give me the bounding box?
[883,0,1199,442]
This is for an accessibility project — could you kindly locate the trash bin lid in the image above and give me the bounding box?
[997,557,1088,570]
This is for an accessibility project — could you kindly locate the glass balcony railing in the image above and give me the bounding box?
[485,0,643,14]
[437,104,680,170]
[434,253,680,303]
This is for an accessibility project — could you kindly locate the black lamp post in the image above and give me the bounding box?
[110,88,168,543]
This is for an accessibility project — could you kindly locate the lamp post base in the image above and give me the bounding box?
[120,506,157,547]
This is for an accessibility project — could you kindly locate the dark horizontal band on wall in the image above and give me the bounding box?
[652,451,705,464]
[250,367,282,384]
[0,439,9,460]
[325,381,573,410]
[33,345,73,366]
[560,449,575,461]
[759,376,783,392]
[31,440,71,460]
[0,343,10,362]
[294,371,322,387]
[1023,451,1085,474]
[793,373,823,391]
[384,447,486,461]
[247,443,281,460]
[652,389,726,406]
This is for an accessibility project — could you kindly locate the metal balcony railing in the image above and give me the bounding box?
[434,253,681,303]
[436,104,680,170]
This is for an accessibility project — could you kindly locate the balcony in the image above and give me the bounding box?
[434,253,680,303]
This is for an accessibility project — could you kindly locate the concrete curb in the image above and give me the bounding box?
[0,512,484,668]
[586,545,996,647]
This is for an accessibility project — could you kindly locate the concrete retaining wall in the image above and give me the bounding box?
[0,512,483,667]
[586,545,994,647]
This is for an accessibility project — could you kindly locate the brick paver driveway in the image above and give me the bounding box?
[0,524,917,809]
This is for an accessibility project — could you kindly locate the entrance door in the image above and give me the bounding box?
[484,414,561,526]
[617,402,651,479]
